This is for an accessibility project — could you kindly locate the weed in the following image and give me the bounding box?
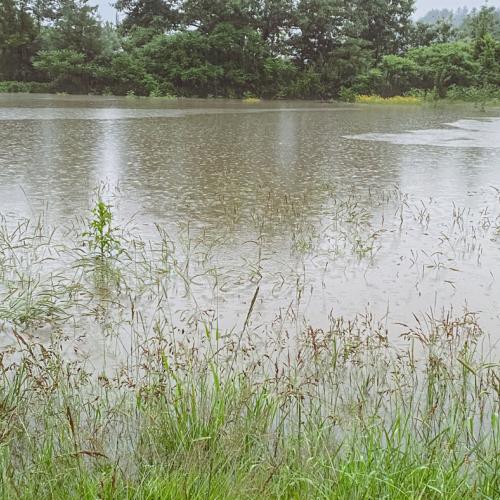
[83,199,120,260]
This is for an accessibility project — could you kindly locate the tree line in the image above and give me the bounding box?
[0,0,499,99]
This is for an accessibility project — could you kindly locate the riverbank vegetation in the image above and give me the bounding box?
[1,308,499,498]
[350,85,500,106]
[354,95,423,105]
[0,187,500,497]
[1,1,499,100]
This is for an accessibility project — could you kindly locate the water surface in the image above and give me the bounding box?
[1,94,500,356]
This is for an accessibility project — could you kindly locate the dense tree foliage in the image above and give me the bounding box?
[0,0,499,98]
[0,0,39,79]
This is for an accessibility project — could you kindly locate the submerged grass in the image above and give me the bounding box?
[0,191,499,499]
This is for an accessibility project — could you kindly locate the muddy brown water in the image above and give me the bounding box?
[1,94,500,363]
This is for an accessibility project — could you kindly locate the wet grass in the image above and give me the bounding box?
[242,97,262,104]
[0,190,499,499]
[354,89,500,108]
[355,95,423,105]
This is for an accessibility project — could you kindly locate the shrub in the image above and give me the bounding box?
[0,81,52,93]
[408,42,480,97]
[338,86,357,103]
[445,84,500,103]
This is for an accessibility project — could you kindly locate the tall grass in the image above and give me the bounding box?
[0,310,498,498]
[0,190,499,498]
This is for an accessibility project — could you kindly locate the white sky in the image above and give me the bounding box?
[415,0,500,17]
[94,0,500,24]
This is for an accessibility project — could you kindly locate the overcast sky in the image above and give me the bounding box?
[415,0,500,16]
[94,0,500,23]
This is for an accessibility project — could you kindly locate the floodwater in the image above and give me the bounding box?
[1,94,500,356]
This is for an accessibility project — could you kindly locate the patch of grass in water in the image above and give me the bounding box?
[0,311,498,498]
[242,94,261,103]
[356,95,423,105]
[0,194,498,498]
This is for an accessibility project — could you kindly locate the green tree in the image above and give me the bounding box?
[408,42,479,96]
[141,30,223,96]
[183,0,257,32]
[253,0,295,53]
[377,55,420,95]
[260,56,296,97]
[40,0,105,58]
[31,0,118,91]
[354,0,415,60]
[2,0,498,99]
[462,6,500,40]
[140,22,286,97]
[0,0,39,80]
[292,0,349,66]
[290,0,370,97]
[408,20,455,48]
[115,0,182,34]
[95,51,159,95]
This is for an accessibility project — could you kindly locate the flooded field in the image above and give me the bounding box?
[1,95,500,498]
[1,95,500,360]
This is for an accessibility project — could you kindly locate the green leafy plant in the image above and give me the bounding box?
[338,86,357,103]
[84,199,120,259]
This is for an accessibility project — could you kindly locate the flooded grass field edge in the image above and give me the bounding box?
[0,199,499,498]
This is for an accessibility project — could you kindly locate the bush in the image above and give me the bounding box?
[408,42,480,97]
[0,81,52,93]
[377,55,421,96]
[351,68,384,95]
[352,55,421,98]
[0,81,31,92]
[338,86,357,103]
[445,84,500,102]
[261,57,297,98]
[33,49,94,93]
[288,68,324,99]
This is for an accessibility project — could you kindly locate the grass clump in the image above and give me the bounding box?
[355,94,423,105]
[242,92,262,103]
[351,86,500,107]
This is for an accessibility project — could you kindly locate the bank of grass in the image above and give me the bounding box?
[1,319,499,499]
[2,80,500,109]
[352,85,500,107]
[1,313,498,499]
[355,94,423,105]
[242,96,262,103]
[0,201,499,498]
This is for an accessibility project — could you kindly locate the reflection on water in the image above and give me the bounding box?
[1,94,500,356]
[347,117,500,148]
